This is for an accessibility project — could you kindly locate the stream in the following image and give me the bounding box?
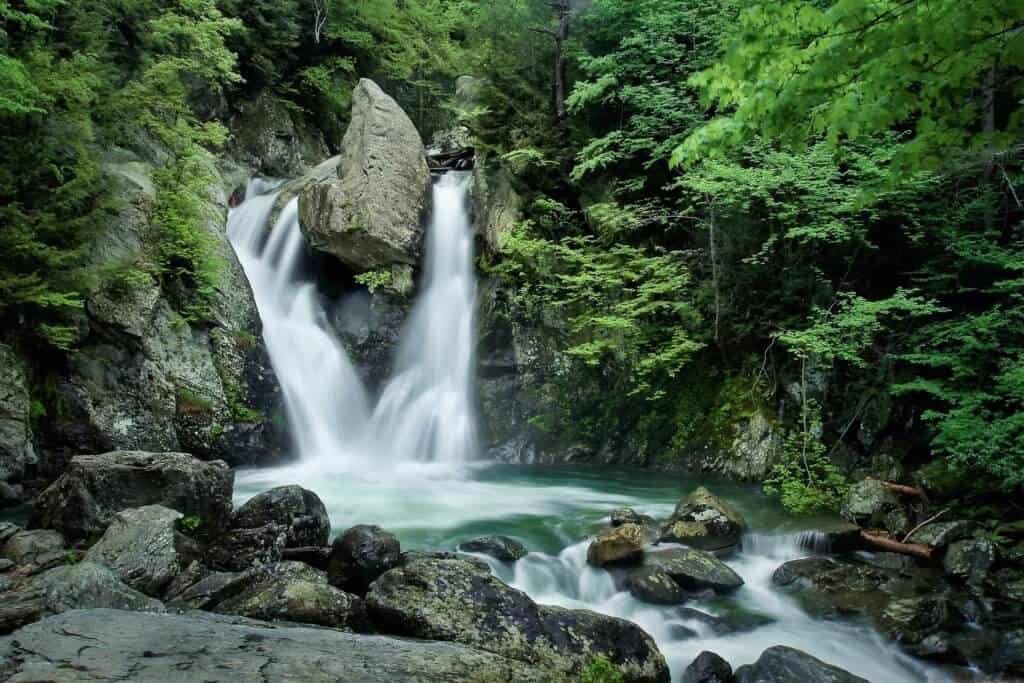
[226,173,952,682]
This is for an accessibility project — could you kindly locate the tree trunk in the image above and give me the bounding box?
[553,2,570,123]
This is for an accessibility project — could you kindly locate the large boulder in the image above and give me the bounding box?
[682,651,734,683]
[206,523,288,572]
[84,505,192,597]
[661,487,746,550]
[231,485,330,548]
[625,567,690,605]
[327,525,402,594]
[587,523,646,567]
[211,561,365,630]
[0,344,35,499]
[31,451,233,541]
[0,530,65,572]
[0,608,553,681]
[733,646,869,683]
[0,562,162,634]
[366,557,669,682]
[643,547,743,593]
[298,79,431,272]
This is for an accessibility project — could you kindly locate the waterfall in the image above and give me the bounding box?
[226,171,477,468]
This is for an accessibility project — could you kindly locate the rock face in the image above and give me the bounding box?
[840,479,907,535]
[31,451,234,541]
[733,646,869,683]
[588,523,646,566]
[328,525,402,594]
[83,505,189,596]
[206,524,288,572]
[0,344,35,501]
[229,93,329,177]
[40,147,283,471]
[366,557,669,682]
[944,539,995,585]
[231,485,330,548]
[0,608,552,682]
[299,79,431,272]
[661,487,746,550]
[0,563,162,634]
[0,530,65,573]
[458,535,528,562]
[643,547,743,593]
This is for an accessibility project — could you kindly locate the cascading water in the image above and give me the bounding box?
[228,172,950,683]
[227,171,477,467]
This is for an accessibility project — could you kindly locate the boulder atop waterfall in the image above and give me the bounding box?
[366,557,670,682]
[31,451,234,541]
[231,485,330,548]
[298,79,431,272]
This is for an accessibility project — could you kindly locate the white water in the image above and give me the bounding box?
[227,172,476,467]
[228,173,950,682]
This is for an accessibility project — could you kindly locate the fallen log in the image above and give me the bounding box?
[866,478,927,499]
[860,530,935,561]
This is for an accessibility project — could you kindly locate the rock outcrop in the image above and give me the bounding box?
[366,557,669,682]
[0,344,35,503]
[0,608,551,681]
[228,93,330,177]
[31,451,233,541]
[733,646,869,683]
[660,487,747,550]
[643,547,744,593]
[298,79,431,272]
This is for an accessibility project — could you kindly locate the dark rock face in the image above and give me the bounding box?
[682,651,734,683]
[83,505,191,597]
[328,525,402,594]
[643,547,744,593]
[0,562,162,634]
[733,646,869,683]
[331,288,411,391]
[458,535,528,562]
[626,567,690,605]
[206,523,288,572]
[880,596,956,644]
[298,79,431,272]
[228,93,329,177]
[231,485,330,548]
[0,608,552,681]
[841,479,909,536]
[943,538,995,585]
[660,487,746,551]
[366,557,669,682]
[31,451,233,541]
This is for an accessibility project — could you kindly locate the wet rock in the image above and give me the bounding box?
[734,646,868,683]
[587,523,646,567]
[661,487,746,550]
[879,596,955,644]
[0,562,163,634]
[84,505,190,596]
[840,479,905,535]
[0,529,65,570]
[682,651,734,683]
[31,451,233,541]
[328,524,402,594]
[207,523,288,572]
[0,343,35,499]
[611,508,655,527]
[458,535,528,562]
[802,522,863,554]
[626,567,689,605]
[366,557,669,682]
[771,557,839,587]
[906,520,976,548]
[231,485,330,548]
[298,79,430,272]
[0,608,552,681]
[644,547,743,593]
[212,561,366,630]
[673,608,773,636]
[944,538,995,585]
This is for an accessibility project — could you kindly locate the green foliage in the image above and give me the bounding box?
[677,0,1024,176]
[176,386,214,414]
[765,401,850,515]
[580,656,625,683]
[179,515,202,532]
[355,268,393,294]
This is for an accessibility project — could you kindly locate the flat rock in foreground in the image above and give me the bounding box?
[0,608,552,682]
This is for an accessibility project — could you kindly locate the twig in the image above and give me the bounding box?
[902,508,948,543]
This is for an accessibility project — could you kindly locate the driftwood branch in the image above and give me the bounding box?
[901,508,948,543]
[868,478,926,499]
[860,530,935,560]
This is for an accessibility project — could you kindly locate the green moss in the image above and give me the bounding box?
[222,378,264,423]
[176,386,214,414]
[667,370,766,460]
[580,656,624,683]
